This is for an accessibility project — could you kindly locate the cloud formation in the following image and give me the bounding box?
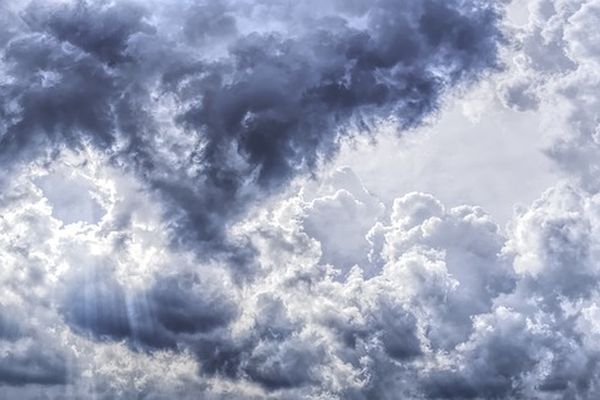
[11,0,600,399]
[5,149,600,398]
[500,0,600,189]
[0,0,502,245]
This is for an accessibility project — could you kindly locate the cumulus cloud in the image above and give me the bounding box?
[500,0,600,190]
[219,170,600,399]
[0,1,505,396]
[4,148,600,398]
[10,0,600,399]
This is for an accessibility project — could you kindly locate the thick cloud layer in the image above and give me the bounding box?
[0,1,505,394]
[0,0,501,245]
[12,0,600,399]
[8,156,600,398]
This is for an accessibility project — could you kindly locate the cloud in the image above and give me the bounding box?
[211,165,600,399]
[300,167,385,273]
[4,144,600,398]
[0,306,68,387]
[225,173,515,397]
[0,148,235,398]
[0,6,505,391]
[15,0,600,399]
[499,0,600,190]
[0,0,502,246]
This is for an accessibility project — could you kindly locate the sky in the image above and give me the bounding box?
[2,0,600,399]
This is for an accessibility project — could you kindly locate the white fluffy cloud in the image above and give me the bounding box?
[500,0,600,189]
[224,160,600,398]
[4,144,600,398]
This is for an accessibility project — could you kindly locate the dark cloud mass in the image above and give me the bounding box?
[0,306,68,386]
[0,0,545,399]
[0,0,501,244]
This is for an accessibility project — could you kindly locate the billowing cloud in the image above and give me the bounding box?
[500,0,600,189]
[0,1,505,396]
[3,148,600,398]
[0,0,502,245]
[10,0,600,399]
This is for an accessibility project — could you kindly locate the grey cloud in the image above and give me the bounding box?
[373,299,421,361]
[63,268,132,341]
[24,0,153,66]
[301,167,385,272]
[182,2,237,44]
[0,347,67,386]
[150,273,238,335]
[0,0,502,246]
[0,0,557,398]
[416,182,600,400]
[62,261,237,349]
[500,0,600,191]
[243,335,323,390]
[242,175,600,399]
[188,295,308,387]
[424,309,538,399]
[8,153,600,399]
[0,307,68,386]
[0,308,24,341]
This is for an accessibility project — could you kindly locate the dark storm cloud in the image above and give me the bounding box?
[0,307,68,386]
[0,0,502,245]
[0,2,147,151]
[0,348,68,386]
[62,261,237,349]
[189,294,324,391]
[5,0,600,397]
[182,2,237,43]
[0,0,507,397]
[26,0,153,65]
